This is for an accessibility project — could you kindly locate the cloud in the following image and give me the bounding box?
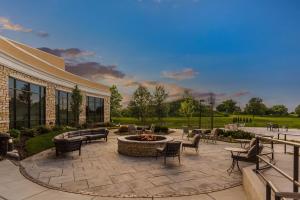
[65,62,126,80]
[161,68,198,80]
[0,17,32,32]
[0,16,49,38]
[231,91,250,98]
[35,31,49,38]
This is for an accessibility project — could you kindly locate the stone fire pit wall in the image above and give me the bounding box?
[117,135,173,157]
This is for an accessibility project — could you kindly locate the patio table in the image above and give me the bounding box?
[224,147,248,174]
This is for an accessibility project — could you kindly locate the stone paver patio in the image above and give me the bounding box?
[20,130,249,198]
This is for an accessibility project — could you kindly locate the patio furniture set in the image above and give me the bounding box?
[53,128,109,157]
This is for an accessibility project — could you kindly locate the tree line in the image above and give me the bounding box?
[110,85,300,123]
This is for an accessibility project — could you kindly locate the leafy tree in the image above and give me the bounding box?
[244,97,267,117]
[129,85,152,125]
[179,95,195,127]
[152,85,168,123]
[71,85,83,127]
[110,85,123,117]
[270,105,288,116]
[216,99,240,114]
[295,105,300,117]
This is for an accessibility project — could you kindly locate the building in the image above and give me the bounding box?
[0,36,110,132]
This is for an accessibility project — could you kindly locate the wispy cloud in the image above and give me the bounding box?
[38,47,95,63]
[161,68,198,80]
[0,16,49,38]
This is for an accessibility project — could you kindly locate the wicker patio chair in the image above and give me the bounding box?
[182,134,201,153]
[156,141,182,165]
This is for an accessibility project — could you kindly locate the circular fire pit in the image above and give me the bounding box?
[117,135,173,157]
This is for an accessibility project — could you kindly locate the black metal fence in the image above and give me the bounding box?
[255,136,300,200]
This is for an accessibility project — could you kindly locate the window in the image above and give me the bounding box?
[55,90,74,126]
[9,77,46,129]
[86,96,104,124]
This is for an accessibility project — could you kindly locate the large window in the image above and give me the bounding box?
[86,96,104,124]
[9,77,45,129]
[55,90,74,126]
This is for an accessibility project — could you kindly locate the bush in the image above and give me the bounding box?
[118,126,129,133]
[9,129,20,138]
[154,126,169,134]
[20,128,36,137]
[52,126,63,132]
[220,130,254,139]
[35,126,51,135]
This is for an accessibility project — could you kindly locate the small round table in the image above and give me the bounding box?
[225,147,248,174]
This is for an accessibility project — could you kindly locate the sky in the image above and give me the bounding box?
[0,0,300,111]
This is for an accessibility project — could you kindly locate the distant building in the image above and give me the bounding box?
[0,36,110,132]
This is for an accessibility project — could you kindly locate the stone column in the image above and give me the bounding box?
[104,96,110,123]
[45,83,56,127]
[79,94,86,125]
[0,65,9,132]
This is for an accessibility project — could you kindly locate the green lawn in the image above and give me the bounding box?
[112,115,300,129]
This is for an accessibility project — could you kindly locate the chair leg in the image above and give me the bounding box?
[164,156,166,165]
[236,160,242,173]
[79,148,81,156]
[178,155,181,164]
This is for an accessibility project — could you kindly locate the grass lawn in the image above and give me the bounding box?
[112,115,300,129]
[26,130,66,156]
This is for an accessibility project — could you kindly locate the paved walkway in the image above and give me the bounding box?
[0,159,247,200]
[20,130,247,198]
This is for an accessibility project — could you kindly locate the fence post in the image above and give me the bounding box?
[266,183,271,200]
[256,137,260,171]
[294,146,299,193]
[271,140,274,160]
[284,134,287,154]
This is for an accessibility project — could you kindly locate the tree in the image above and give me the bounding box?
[71,85,83,127]
[179,95,195,127]
[270,105,288,116]
[129,85,152,125]
[244,97,267,117]
[295,105,300,117]
[216,99,240,114]
[110,85,123,118]
[152,85,168,123]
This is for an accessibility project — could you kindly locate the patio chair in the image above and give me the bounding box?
[182,126,189,139]
[203,128,218,143]
[229,143,264,174]
[128,124,137,135]
[182,134,201,153]
[145,124,155,134]
[156,141,182,165]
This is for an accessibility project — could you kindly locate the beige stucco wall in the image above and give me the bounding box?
[0,64,110,132]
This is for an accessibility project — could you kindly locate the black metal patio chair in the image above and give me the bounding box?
[156,141,182,165]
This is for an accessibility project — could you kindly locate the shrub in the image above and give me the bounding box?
[118,126,129,133]
[154,126,169,134]
[52,126,63,132]
[35,126,51,135]
[220,130,254,139]
[9,129,20,138]
[20,128,36,137]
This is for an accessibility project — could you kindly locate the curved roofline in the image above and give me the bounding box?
[0,35,110,94]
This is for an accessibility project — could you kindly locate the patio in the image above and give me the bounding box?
[20,130,249,198]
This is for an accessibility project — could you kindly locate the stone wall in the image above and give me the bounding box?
[0,65,9,132]
[0,64,110,132]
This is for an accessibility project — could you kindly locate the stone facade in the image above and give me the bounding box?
[0,64,110,132]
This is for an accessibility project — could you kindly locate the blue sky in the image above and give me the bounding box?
[1,0,300,110]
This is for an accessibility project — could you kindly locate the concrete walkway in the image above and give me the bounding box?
[0,160,247,200]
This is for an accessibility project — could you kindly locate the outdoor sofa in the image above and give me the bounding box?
[53,128,109,156]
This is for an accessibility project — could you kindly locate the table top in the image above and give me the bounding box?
[224,147,248,153]
[235,139,251,143]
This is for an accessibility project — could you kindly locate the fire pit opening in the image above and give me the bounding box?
[126,134,165,142]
